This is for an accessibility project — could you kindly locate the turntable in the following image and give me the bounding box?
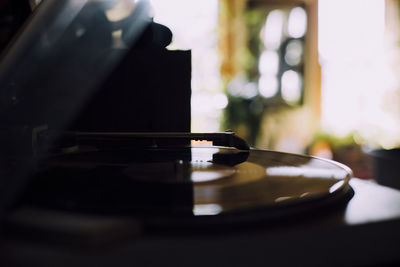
[1,1,400,266]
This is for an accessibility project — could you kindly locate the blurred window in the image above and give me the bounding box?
[257,6,307,105]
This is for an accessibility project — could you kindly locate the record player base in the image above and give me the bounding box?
[1,178,400,267]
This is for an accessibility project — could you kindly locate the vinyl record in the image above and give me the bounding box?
[23,146,353,226]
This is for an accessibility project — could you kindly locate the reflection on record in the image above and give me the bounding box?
[25,146,352,221]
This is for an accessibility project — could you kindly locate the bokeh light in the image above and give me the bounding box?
[259,75,279,98]
[288,7,307,38]
[259,50,279,75]
[281,70,302,103]
[284,39,303,66]
[261,10,284,50]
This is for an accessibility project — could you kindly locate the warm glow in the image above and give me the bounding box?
[105,0,136,22]
[318,0,400,148]
[191,140,213,146]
